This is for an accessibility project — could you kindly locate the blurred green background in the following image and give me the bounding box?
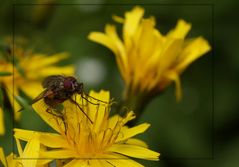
[1,0,238,167]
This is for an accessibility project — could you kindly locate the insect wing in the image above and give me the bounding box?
[42,75,65,89]
[30,89,50,105]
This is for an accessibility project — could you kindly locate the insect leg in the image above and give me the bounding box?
[69,98,93,124]
[46,107,62,118]
[46,107,68,134]
[81,93,101,106]
[83,93,109,104]
[62,108,68,135]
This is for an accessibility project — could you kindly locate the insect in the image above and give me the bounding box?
[30,75,106,124]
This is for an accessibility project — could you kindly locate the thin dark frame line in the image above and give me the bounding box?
[211,4,215,160]
[12,3,214,6]
[160,157,215,160]
[13,157,159,160]
[12,4,16,158]
[13,157,213,160]
[11,3,214,161]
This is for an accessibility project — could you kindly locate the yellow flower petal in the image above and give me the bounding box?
[125,138,148,148]
[63,160,93,167]
[131,17,158,89]
[21,133,40,167]
[106,159,143,167]
[116,123,150,142]
[89,160,106,167]
[123,6,144,47]
[121,111,136,125]
[6,153,18,167]
[105,24,128,80]
[108,144,160,160]
[22,52,69,70]
[89,25,129,83]
[5,83,21,120]
[37,159,53,167]
[32,99,65,134]
[137,17,157,58]
[165,71,182,101]
[157,38,183,75]
[89,90,110,104]
[14,129,69,148]
[0,147,7,167]
[19,81,43,98]
[89,30,127,80]
[0,107,4,135]
[15,138,23,156]
[64,159,108,167]
[146,38,183,92]
[175,37,211,72]
[140,30,164,76]
[101,153,144,167]
[112,15,124,23]
[40,150,76,159]
[108,114,121,129]
[14,129,36,141]
[88,32,118,54]
[97,160,114,167]
[167,19,191,39]
[39,133,69,148]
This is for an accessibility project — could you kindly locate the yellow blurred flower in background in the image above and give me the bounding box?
[88,6,211,101]
[0,39,74,122]
[14,90,159,167]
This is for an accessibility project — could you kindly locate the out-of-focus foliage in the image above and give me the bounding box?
[0,0,238,167]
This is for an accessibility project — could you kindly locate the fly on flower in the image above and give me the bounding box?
[26,75,109,124]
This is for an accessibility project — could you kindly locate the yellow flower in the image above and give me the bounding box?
[14,90,159,166]
[0,41,74,121]
[88,6,211,101]
[0,134,50,167]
